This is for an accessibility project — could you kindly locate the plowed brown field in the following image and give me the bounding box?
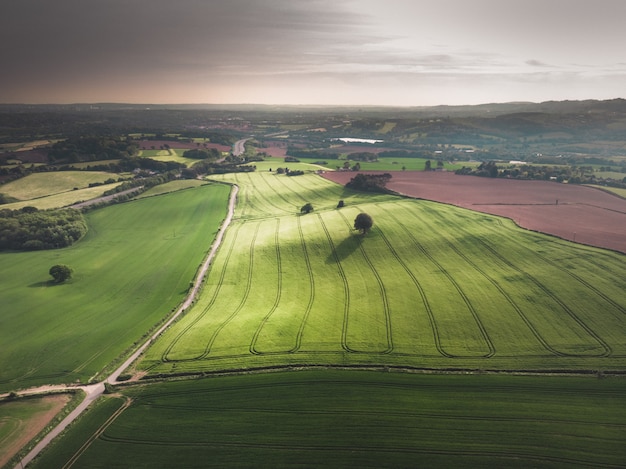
[323,171,626,254]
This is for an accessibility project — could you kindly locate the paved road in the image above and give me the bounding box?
[232,138,250,156]
[12,184,239,469]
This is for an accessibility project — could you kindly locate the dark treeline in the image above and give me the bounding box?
[48,136,138,163]
[456,161,626,187]
[0,208,87,251]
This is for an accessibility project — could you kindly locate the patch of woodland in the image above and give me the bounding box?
[0,207,87,251]
[345,173,392,193]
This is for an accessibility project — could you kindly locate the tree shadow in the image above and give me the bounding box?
[29,280,65,288]
[326,233,363,264]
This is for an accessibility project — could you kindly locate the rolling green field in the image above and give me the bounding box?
[30,371,626,469]
[138,172,626,376]
[0,183,231,392]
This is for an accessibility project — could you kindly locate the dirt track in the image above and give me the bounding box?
[323,171,626,254]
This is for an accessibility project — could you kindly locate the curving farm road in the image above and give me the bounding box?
[10,183,239,469]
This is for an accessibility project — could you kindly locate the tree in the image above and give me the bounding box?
[300,203,314,214]
[354,212,373,235]
[49,264,73,283]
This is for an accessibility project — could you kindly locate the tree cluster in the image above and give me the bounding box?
[48,136,138,163]
[345,173,392,193]
[183,160,256,178]
[0,208,87,251]
[182,148,221,160]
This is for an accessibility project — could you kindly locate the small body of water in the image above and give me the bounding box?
[331,137,383,144]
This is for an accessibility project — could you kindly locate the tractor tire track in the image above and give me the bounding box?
[290,216,316,353]
[424,206,612,358]
[318,213,354,353]
[387,208,496,358]
[337,210,393,354]
[198,221,260,359]
[370,217,452,358]
[161,221,245,362]
[249,219,283,355]
[61,397,132,469]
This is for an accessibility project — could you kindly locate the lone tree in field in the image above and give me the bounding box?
[354,212,373,235]
[300,202,314,214]
[49,264,73,283]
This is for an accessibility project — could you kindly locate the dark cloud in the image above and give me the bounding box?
[1,0,625,104]
[0,0,380,101]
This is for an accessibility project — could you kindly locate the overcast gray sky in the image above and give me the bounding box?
[1,0,624,105]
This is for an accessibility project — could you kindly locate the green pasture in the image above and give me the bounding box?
[31,371,626,469]
[589,185,626,198]
[1,171,118,201]
[0,183,231,392]
[139,172,626,376]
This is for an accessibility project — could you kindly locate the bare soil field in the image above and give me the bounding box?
[0,394,71,467]
[323,171,626,254]
[261,140,288,157]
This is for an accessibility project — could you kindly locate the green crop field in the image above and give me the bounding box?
[30,371,626,469]
[0,171,118,201]
[138,172,626,377]
[0,183,231,392]
[1,183,124,211]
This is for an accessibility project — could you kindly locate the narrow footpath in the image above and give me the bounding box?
[9,183,239,469]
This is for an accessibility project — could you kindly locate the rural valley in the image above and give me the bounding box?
[1,101,626,468]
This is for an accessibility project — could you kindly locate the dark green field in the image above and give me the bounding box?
[30,371,626,469]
